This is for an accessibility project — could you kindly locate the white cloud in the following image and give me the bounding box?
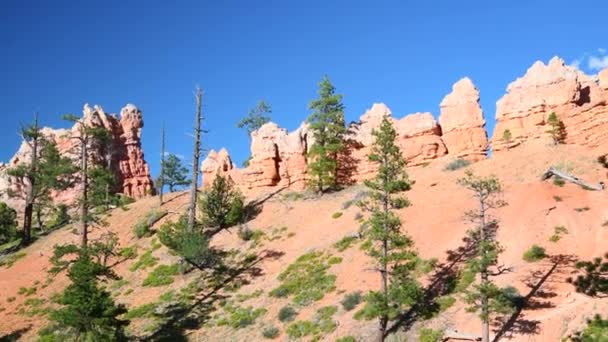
[571,59,581,68]
[598,48,606,54]
[588,55,608,71]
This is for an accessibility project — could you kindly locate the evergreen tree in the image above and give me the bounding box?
[237,100,272,136]
[88,167,117,212]
[0,202,18,245]
[357,116,420,342]
[200,174,244,233]
[63,113,113,248]
[307,75,346,193]
[41,249,128,341]
[546,112,565,145]
[8,124,75,244]
[458,171,514,342]
[159,125,165,205]
[156,154,190,193]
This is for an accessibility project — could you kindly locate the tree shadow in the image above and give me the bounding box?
[0,326,31,342]
[491,254,578,341]
[143,248,284,341]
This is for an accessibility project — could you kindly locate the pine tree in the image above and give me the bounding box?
[63,114,112,248]
[8,119,76,244]
[0,202,18,245]
[237,100,272,136]
[159,125,165,205]
[41,249,128,341]
[357,116,420,342]
[156,154,190,193]
[200,174,244,234]
[501,129,512,150]
[546,112,564,145]
[307,75,346,193]
[458,171,514,342]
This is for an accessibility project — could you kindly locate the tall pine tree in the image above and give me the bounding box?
[357,116,420,342]
[307,75,346,193]
[458,171,514,342]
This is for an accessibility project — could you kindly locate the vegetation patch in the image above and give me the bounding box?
[278,306,298,322]
[0,252,26,268]
[549,225,568,243]
[18,286,37,296]
[334,235,358,252]
[18,297,50,317]
[133,209,167,238]
[216,303,267,329]
[129,250,159,272]
[341,292,362,311]
[269,250,338,306]
[553,177,566,187]
[123,302,157,320]
[142,264,180,287]
[574,206,590,212]
[336,337,357,342]
[435,295,456,312]
[419,327,445,342]
[444,158,470,171]
[119,246,138,260]
[286,306,338,339]
[332,211,343,219]
[523,245,547,262]
[552,195,563,202]
[262,326,280,339]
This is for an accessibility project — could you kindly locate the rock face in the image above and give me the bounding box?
[0,104,155,212]
[492,57,608,153]
[438,77,488,160]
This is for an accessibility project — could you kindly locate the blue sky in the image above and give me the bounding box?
[1,1,607,178]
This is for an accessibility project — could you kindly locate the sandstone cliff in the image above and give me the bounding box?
[492,56,608,153]
[0,104,155,212]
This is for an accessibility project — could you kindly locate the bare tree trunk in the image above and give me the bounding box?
[81,139,89,248]
[188,87,203,232]
[22,113,39,245]
[159,125,165,205]
[479,199,490,342]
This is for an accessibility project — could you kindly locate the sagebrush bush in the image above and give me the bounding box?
[262,326,280,339]
[133,209,167,238]
[523,245,546,262]
[443,158,470,171]
[419,328,444,342]
[340,292,362,311]
[278,306,298,322]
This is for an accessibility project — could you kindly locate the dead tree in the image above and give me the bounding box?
[541,167,605,191]
[159,125,165,205]
[188,87,204,232]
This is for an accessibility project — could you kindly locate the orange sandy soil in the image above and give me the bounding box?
[1,140,607,341]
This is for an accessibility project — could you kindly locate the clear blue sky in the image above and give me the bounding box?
[2,1,607,178]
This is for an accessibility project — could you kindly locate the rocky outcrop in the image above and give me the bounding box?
[0,104,155,211]
[438,78,488,160]
[492,57,608,153]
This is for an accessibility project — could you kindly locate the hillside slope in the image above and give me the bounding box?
[1,141,607,341]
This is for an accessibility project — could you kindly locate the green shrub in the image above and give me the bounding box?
[18,286,37,296]
[286,320,317,339]
[568,314,608,341]
[142,264,179,287]
[0,202,18,245]
[553,177,566,187]
[549,225,568,243]
[419,328,444,342]
[444,158,470,171]
[123,302,157,319]
[133,209,167,238]
[341,292,362,311]
[436,295,456,312]
[269,251,337,305]
[0,252,26,268]
[119,246,138,260]
[262,326,280,339]
[523,245,547,262]
[553,195,562,202]
[334,235,358,252]
[336,337,357,342]
[549,234,561,243]
[286,306,337,339]
[48,204,70,229]
[332,212,343,219]
[278,306,298,322]
[217,304,267,329]
[129,250,158,272]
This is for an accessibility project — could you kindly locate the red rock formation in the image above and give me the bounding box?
[438,77,488,160]
[492,57,608,153]
[0,103,155,211]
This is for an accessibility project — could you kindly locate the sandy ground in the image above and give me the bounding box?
[1,140,607,341]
